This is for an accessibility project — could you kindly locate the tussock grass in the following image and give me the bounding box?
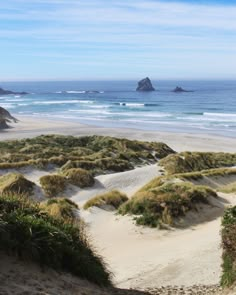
[0,135,175,173]
[221,207,236,287]
[0,173,35,195]
[84,190,128,210]
[39,198,79,221]
[39,175,66,197]
[0,194,111,286]
[219,182,236,194]
[160,152,236,175]
[119,182,217,227]
[62,168,94,188]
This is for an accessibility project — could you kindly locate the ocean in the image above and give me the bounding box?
[0,80,236,137]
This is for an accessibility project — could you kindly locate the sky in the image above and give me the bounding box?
[1,0,236,81]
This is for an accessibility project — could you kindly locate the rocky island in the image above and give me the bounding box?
[172,86,193,93]
[0,106,18,129]
[136,77,155,91]
[0,87,28,95]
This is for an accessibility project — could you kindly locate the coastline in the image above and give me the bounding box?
[0,115,236,291]
[1,115,236,153]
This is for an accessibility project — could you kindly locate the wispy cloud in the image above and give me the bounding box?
[0,0,236,79]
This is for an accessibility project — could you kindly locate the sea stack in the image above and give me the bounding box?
[0,106,18,129]
[172,86,193,93]
[136,77,155,91]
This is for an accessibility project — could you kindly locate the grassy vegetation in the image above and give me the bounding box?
[39,175,66,197]
[219,182,236,194]
[0,173,35,195]
[160,152,236,175]
[0,194,111,286]
[62,168,94,188]
[84,190,128,210]
[0,135,175,173]
[221,207,236,287]
[119,182,217,227]
[39,198,79,222]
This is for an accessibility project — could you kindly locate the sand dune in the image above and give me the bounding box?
[1,117,236,293]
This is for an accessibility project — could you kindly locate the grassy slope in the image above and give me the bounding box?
[160,152,236,175]
[119,181,217,227]
[0,194,111,286]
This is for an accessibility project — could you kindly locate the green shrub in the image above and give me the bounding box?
[119,182,217,227]
[0,173,35,195]
[84,190,128,210]
[0,194,111,286]
[160,152,236,175]
[221,207,236,287]
[39,198,79,221]
[39,175,66,197]
[62,168,95,188]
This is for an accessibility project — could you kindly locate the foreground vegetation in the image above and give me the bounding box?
[160,152,236,175]
[221,206,236,287]
[84,190,128,210]
[119,181,217,227]
[0,135,175,174]
[0,194,111,286]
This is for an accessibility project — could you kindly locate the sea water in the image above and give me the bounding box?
[0,80,235,137]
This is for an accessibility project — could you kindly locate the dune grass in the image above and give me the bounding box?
[0,135,175,173]
[84,190,128,210]
[39,198,79,222]
[39,175,66,197]
[0,194,111,286]
[119,182,217,227]
[0,173,35,195]
[62,168,95,188]
[221,207,236,287]
[219,182,236,194]
[160,152,236,175]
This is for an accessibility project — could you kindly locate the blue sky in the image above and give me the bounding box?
[0,0,236,81]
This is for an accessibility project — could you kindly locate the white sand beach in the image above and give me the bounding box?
[1,115,236,153]
[1,116,236,293]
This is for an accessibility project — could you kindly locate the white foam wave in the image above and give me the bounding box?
[66,91,86,94]
[204,112,236,118]
[33,100,81,105]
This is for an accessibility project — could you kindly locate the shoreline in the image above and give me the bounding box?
[1,115,236,153]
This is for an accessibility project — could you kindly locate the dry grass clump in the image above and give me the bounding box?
[119,182,217,227]
[84,190,128,210]
[62,168,94,188]
[0,134,175,172]
[0,194,111,286]
[39,198,79,221]
[221,207,236,287]
[160,152,236,175]
[0,173,35,195]
[219,182,236,194]
[39,175,66,197]
[175,167,236,181]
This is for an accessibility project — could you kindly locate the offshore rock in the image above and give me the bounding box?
[136,77,155,91]
[0,87,28,95]
[172,86,193,93]
[0,106,18,129]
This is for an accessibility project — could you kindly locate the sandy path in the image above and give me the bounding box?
[82,193,236,290]
[71,164,162,206]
